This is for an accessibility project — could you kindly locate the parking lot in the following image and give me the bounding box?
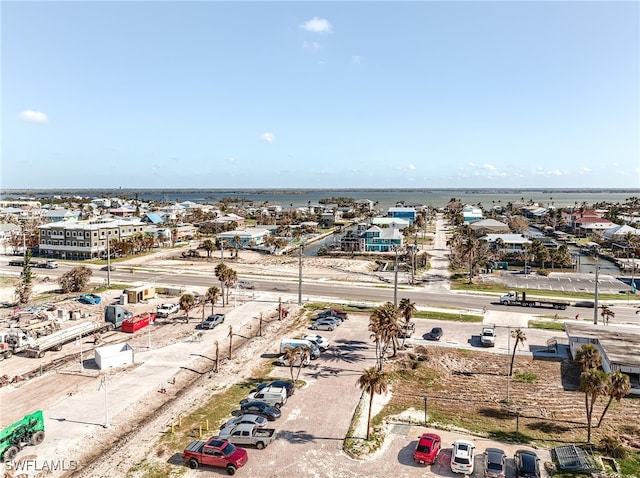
[183,312,551,477]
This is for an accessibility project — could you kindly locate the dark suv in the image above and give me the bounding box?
[515,450,540,478]
[240,401,282,421]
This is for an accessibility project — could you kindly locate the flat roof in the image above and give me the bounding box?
[565,322,640,368]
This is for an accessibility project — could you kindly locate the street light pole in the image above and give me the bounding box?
[99,376,110,428]
[423,396,428,425]
[106,233,111,287]
[506,326,511,402]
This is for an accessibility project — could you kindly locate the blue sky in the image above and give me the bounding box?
[2,1,639,189]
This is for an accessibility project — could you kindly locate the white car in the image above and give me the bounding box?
[156,303,179,318]
[302,334,330,351]
[275,354,310,367]
[222,414,268,430]
[237,281,254,289]
[451,439,475,474]
[310,321,336,331]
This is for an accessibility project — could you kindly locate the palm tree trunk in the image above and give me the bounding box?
[366,390,374,440]
[509,346,517,376]
[597,397,614,428]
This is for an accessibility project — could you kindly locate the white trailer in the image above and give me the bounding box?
[24,321,111,358]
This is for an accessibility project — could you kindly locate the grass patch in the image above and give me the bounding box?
[126,459,185,478]
[413,310,483,323]
[618,451,640,477]
[93,283,131,293]
[529,320,566,331]
[513,371,538,383]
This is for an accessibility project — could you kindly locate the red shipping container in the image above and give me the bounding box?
[121,312,156,333]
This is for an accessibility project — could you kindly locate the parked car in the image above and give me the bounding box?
[222,414,268,430]
[413,433,441,465]
[202,314,225,329]
[484,448,506,478]
[313,317,341,327]
[237,281,254,289]
[317,308,348,320]
[309,321,335,331]
[451,439,475,474]
[514,450,540,478]
[424,327,443,341]
[156,303,180,318]
[245,385,287,408]
[182,437,248,474]
[275,354,310,367]
[301,334,330,351]
[255,380,295,397]
[101,265,116,271]
[239,401,281,421]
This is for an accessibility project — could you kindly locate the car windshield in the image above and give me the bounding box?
[417,444,431,453]
[221,441,237,457]
[488,461,502,470]
[455,457,470,464]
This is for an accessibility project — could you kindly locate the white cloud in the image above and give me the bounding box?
[227,157,237,163]
[19,109,48,124]
[352,55,363,65]
[579,167,591,174]
[408,164,415,170]
[482,163,496,171]
[300,17,333,34]
[303,41,321,50]
[467,162,476,167]
[260,132,275,143]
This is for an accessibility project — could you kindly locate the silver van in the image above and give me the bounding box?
[246,386,287,408]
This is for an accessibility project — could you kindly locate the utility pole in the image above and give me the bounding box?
[393,246,399,308]
[298,244,303,306]
[593,252,599,324]
[98,376,110,428]
[106,231,111,287]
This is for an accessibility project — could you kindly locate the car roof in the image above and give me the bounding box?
[418,433,439,444]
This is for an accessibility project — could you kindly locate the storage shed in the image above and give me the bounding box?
[125,285,156,304]
[94,343,134,370]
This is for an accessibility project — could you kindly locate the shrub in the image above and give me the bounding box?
[599,435,629,459]
[538,268,550,276]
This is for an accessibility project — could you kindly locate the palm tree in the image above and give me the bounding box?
[206,286,221,315]
[356,367,388,440]
[233,235,241,258]
[509,328,527,376]
[214,263,229,306]
[214,339,220,373]
[282,345,310,384]
[597,371,631,427]
[179,293,195,323]
[599,306,615,325]
[575,344,602,372]
[580,369,608,442]
[223,267,238,304]
[398,298,416,346]
[369,302,400,368]
[202,239,215,258]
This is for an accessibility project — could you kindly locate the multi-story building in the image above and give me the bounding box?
[38,218,148,260]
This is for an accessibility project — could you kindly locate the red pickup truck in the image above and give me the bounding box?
[183,437,248,475]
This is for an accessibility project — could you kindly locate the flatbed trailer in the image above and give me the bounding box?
[499,291,568,310]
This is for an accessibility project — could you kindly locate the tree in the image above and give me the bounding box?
[398,298,416,346]
[14,248,34,304]
[214,340,220,373]
[214,263,229,306]
[369,302,400,369]
[356,367,388,440]
[597,371,631,427]
[580,368,607,442]
[58,266,92,293]
[282,345,311,384]
[599,306,615,325]
[575,344,602,372]
[179,293,195,323]
[202,239,215,258]
[223,267,238,304]
[509,328,527,376]
[206,286,221,315]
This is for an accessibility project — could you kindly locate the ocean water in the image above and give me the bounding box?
[3,188,639,210]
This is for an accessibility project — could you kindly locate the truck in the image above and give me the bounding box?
[499,291,569,310]
[121,311,156,333]
[217,423,276,450]
[183,437,248,474]
[0,410,45,462]
[104,305,134,329]
[22,321,113,358]
[8,258,26,266]
[481,325,496,347]
[156,303,179,318]
[78,293,102,305]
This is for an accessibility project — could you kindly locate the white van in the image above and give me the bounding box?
[246,385,287,408]
[279,338,320,359]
